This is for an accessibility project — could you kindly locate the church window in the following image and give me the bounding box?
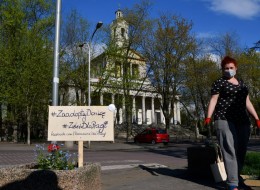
[121,28,125,38]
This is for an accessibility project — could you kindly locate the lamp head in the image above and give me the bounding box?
[91,21,103,41]
[96,21,103,29]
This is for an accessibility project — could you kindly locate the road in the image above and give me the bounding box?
[0,140,260,190]
[0,142,189,168]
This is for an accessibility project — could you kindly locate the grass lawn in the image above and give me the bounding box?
[241,151,260,179]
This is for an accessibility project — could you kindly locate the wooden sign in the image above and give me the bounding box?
[48,106,114,141]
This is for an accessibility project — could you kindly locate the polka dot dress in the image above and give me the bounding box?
[211,77,250,123]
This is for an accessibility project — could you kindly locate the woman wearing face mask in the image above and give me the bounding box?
[204,56,260,190]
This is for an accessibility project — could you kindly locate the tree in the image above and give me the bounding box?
[207,31,242,58]
[0,0,55,144]
[183,54,220,137]
[142,13,196,131]
[60,9,99,106]
[237,49,260,132]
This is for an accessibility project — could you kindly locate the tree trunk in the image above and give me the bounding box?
[0,103,2,140]
[76,91,80,106]
[125,108,133,142]
[165,117,171,133]
[26,106,31,145]
[194,121,199,140]
[125,104,130,142]
[81,90,85,106]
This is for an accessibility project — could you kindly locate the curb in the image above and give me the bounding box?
[242,175,260,187]
[245,180,260,187]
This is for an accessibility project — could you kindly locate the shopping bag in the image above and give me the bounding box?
[210,144,227,183]
[210,159,227,182]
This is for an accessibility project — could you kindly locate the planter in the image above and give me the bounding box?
[0,162,101,190]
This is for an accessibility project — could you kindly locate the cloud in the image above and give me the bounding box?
[196,32,216,39]
[204,0,260,19]
[208,53,221,63]
[93,43,106,56]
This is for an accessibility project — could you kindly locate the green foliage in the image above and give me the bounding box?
[34,144,77,170]
[182,55,220,125]
[241,151,260,178]
[142,13,197,129]
[59,9,91,106]
[238,51,260,120]
[0,0,55,142]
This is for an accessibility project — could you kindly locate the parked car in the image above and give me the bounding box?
[134,128,169,145]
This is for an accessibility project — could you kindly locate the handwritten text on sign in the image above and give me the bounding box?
[48,106,114,141]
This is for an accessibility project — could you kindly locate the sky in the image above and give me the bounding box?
[61,0,260,49]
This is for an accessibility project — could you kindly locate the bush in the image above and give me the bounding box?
[241,151,260,179]
[34,143,77,170]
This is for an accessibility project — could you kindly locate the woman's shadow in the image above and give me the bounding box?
[0,170,62,190]
[138,165,227,190]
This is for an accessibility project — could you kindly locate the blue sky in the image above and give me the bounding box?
[61,0,260,48]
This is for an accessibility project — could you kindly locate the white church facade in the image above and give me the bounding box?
[60,10,181,125]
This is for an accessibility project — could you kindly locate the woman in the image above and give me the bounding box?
[204,56,260,190]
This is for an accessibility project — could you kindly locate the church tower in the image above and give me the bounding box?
[110,9,129,47]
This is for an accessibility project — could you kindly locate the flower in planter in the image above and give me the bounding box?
[34,142,77,170]
[48,143,60,152]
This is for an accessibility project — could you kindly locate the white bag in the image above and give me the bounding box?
[210,145,227,183]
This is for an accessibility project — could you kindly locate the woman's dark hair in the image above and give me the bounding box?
[221,56,237,69]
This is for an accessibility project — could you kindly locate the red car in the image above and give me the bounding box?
[134,128,169,145]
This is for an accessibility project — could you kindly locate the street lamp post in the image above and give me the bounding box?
[52,0,61,106]
[78,22,103,167]
[79,21,103,106]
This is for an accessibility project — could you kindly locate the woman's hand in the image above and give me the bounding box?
[204,118,211,126]
[256,119,260,129]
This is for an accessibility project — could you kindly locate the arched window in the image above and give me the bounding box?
[121,28,125,38]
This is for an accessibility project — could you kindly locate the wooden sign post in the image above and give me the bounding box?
[48,106,115,167]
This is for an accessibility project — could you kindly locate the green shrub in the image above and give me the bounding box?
[241,151,260,179]
[34,143,77,170]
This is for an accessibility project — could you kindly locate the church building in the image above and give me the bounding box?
[61,9,181,125]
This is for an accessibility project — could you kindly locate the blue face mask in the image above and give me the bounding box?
[223,69,236,78]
